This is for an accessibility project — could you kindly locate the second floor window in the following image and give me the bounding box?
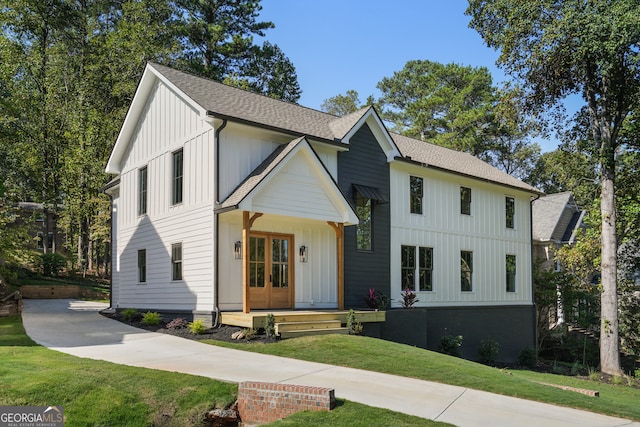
[356,192,372,251]
[410,176,423,214]
[138,166,147,215]
[172,149,183,205]
[461,187,471,215]
[506,196,515,228]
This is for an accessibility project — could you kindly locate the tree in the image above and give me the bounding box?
[321,90,362,117]
[242,41,301,102]
[377,60,496,156]
[174,0,273,80]
[468,0,640,375]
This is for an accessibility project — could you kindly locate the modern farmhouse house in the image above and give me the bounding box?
[105,63,542,360]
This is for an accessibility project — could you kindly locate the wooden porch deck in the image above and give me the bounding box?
[221,310,385,330]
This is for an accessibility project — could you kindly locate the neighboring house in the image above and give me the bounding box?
[105,63,541,360]
[532,192,586,272]
[532,191,586,326]
[17,202,64,254]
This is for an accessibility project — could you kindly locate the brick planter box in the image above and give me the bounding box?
[238,382,335,425]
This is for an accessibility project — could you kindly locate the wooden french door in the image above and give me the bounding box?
[248,233,293,309]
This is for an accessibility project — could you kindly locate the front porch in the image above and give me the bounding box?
[221,310,386,338]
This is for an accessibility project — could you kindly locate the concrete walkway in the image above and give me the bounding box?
[21,299,639,427]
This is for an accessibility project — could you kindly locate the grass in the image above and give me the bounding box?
[206,334,640,422]
[1,316,236,426]
[1,316,448,426]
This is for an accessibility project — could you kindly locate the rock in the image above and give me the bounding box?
[231,330,246,340]
[206,406,239,426]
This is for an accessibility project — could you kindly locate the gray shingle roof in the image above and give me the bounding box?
[532,192,578,241]
[149,63,540,194]
[392,133,540,193]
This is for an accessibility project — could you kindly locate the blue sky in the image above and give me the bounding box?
[258,0,561,152]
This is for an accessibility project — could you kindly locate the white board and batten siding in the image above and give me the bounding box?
[113,80,217,311]
[218,213,339,311]
[390,164,534,308]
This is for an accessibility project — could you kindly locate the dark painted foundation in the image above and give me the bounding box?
[363,305,536,363]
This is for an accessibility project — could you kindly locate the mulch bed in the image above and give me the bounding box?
[100,311,278,344]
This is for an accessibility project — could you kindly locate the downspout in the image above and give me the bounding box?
[108,192,114,310]
[530,193,542,350]
[213,118,228,327]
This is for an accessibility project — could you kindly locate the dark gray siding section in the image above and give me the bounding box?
[363,305,536,363]
[338,124,391,308]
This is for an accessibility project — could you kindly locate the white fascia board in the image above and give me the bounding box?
[342,108,401,162]
[237,139,358,225]
[105,64,208,174]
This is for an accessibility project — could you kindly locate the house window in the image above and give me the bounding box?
[138,166,148,215]
[419,247,433,291]
[461,187,471,215]
[401,246,433,291]
[505,196,515,229]
[138,249,146,283]
[506,254,516,292]
[36,232,44,249]
[172,149,183,205]
[401,246,415,290]
[171,243,182,280]
[410,176,423,214]
[356,192,372,251]
[461,250,473,292]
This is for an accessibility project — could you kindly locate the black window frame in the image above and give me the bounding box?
[410,176,423,214]
[356,192,373,251]
[506,254,516,292]
[138,249,146,283]
[460,186,471,215]
[172,149,183,205]
[461,250,473,292]
[505,196,515,229]
[138,166,148,215]
[171,243,183,281]
[419,247,433,291]
[401,245,416,290]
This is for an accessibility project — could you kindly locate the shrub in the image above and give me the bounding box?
[121,308,138,321]
[188,319,207,335]
[264,313,276,338]
[478,338,500,365]
[517,347,537,368]
[438,334,463,357]
[166,318,188,330]
[41,253,66,277]
[365,288,389,310]
[346,309,363,335]
[400,288,419,308]
[141,311,162,325]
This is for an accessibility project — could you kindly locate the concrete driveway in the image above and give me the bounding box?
[21,299,640,427]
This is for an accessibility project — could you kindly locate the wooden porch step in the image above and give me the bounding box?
[275,320,342,334]
[278,327,349,339]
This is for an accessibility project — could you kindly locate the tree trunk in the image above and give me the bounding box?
[600,158,622,376]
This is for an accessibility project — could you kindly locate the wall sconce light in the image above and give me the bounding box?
[234,241,242,259]
[299,245,308,263]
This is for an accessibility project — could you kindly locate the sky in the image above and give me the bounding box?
[257,0,560,152]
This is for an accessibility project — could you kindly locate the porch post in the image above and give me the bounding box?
[328,222,345,310]
[242,211,250,313]
[242,211,263,314]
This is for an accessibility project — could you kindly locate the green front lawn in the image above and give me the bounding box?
[0,316,447,426]
[207,334,640,422]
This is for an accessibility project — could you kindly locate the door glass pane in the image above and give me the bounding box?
[250,237,266,288]
[271,238,288,288]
